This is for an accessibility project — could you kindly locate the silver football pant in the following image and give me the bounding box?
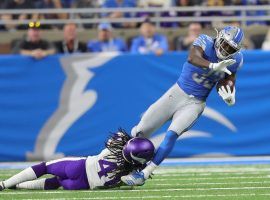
[131,84,206,138]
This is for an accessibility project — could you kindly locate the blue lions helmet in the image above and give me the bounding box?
[122,137,155,165]
[215,26,244,60]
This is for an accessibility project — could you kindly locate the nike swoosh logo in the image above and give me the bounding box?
[130,152,147,164]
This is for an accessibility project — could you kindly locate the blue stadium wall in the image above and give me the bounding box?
[0,51,269,161]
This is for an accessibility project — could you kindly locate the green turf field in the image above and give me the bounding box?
[1,165,270,200]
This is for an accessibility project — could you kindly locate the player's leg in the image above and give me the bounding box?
[0,157,87,191]
[142,101,206,178]
[15,177,61,190]
[122,100,205,185]
[131,84,186,138]
[59,178,89,190]
[46,157,89,190]
[0,162,47,190]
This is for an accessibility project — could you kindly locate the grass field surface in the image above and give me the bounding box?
[1,164,270,200]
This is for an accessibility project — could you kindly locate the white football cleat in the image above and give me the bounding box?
[121,171,145,186]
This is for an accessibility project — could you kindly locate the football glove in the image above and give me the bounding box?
[209,59,236,75]
[218,85,236,106]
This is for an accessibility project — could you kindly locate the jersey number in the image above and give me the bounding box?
[98,159,117,178]
[192,73,214,89]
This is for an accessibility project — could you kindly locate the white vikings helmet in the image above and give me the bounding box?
[215,26,244,60]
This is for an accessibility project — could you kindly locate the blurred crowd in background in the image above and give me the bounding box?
[13,19,270,60]
[1,0,270,31]
[0,0,270,59]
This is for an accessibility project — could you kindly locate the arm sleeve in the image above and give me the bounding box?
[193,34,208,51]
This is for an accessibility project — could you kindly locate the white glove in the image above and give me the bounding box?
[209,59,236,75]
[218,85,236,106]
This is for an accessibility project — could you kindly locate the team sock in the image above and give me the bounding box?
[16,178,46,190]
[142,162,157,179]
[3,167,37,188]
[142,130,178,179]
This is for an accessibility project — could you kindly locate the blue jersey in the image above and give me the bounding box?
[177,34,243,101]
[130,34,168,54]
[87,38,127,53]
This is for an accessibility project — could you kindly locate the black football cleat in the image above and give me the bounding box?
[0,181,5,191]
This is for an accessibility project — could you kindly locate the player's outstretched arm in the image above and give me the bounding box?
[188,46,235,75]
[188,46,211,68]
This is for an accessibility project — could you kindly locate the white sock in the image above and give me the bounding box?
[142,162,157,179]
[16,178,46,190]
[3,167,37,188]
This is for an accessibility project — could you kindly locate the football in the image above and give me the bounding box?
[216,77,235,92]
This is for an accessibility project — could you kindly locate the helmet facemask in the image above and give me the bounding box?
[215,30,242,60]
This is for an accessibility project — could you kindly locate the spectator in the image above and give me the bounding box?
[1,0,37,31]
[137,0,178,28]
[35,0,68,29]
[199,0,225,28]
[87,22,127,52]
[175,22,202,51]
[61,0,75,8]
[18,21,55,59]
[101,0,137,28]
[130,19,169,55]
[241,0,267,26]
[175,0,196,27]
[54,23,87,54]
[137,0,172,8]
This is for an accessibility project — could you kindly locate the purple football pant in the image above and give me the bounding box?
[32,157,89,190]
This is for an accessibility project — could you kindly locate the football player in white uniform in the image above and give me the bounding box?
[0,130,155,190]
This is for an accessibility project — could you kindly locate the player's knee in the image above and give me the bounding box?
[44,177,61,190]
[61,180,84,190]
[131,125,149,138]
[131,126,138,137]
[31,162,47,178]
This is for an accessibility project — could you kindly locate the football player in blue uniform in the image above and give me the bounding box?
[121,26,244,186]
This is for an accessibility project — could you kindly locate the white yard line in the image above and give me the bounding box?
[153,176,269,181]
[157,171,268,177]
[155,167,270,174]
[17,193,270,200]
[155,181,270,186]
[3,186,270,195]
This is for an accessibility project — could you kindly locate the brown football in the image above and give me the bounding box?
[216,77,235,92]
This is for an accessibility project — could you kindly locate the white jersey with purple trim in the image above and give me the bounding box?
[85,148,120,189]
[177,34,243,101]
